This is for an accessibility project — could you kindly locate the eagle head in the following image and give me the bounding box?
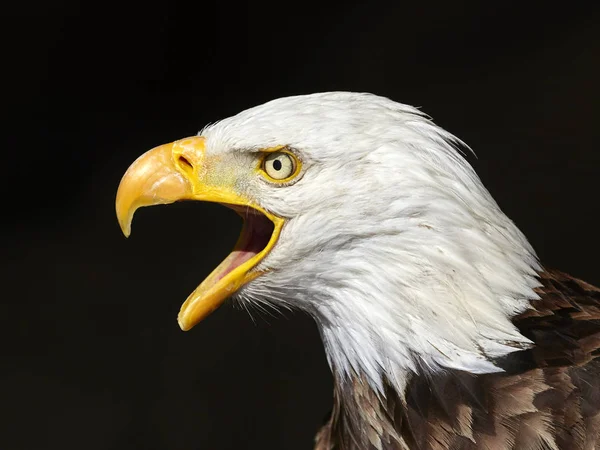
[116,92,541,392]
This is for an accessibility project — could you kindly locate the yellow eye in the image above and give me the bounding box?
[262,151,297,181]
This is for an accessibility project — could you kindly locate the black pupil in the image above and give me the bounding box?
[272,159,283,171]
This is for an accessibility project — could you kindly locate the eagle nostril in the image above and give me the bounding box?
[177,155,194,171]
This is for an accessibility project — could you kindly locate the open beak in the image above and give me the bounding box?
[115,137,283,331]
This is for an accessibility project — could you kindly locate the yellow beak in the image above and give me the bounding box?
[116,137,283,331]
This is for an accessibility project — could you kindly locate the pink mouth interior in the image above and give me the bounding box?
[213,206,275,283]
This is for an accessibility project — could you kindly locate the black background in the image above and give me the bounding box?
[4,2,600,449]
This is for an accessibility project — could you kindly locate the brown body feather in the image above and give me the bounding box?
[315,270,600,450]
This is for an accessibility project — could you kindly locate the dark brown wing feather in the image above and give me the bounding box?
[315,270,600,450]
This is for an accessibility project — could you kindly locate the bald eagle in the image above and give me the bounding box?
[116,92,600,449]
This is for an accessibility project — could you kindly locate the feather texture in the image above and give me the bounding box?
[315,270,600,449]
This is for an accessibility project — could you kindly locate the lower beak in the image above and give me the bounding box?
[115,137,283,331]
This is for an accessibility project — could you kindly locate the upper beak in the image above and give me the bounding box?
[115,136,282,331]
[115,137,201,237]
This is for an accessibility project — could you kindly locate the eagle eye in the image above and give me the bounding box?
[261,151,299,182]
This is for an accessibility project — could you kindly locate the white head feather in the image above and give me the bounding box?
[201,92,541,394]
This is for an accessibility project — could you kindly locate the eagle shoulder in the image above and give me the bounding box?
[315,270,600,450]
